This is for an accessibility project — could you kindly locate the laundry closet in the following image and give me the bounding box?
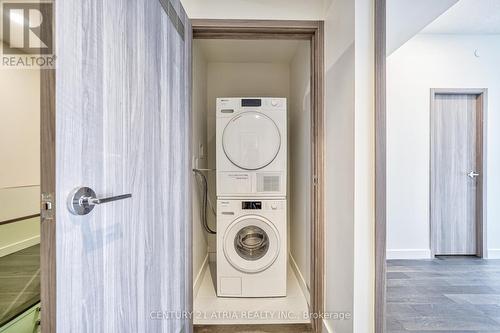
[191,39,312,325]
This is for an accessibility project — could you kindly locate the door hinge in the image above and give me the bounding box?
[313,175,318,186]
[41,192,54,220]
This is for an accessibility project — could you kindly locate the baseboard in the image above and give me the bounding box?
[386,249,431,260]
[487,249,500,259]
[0,235,40,257]
[289,253,310,305]
[193,254,209,298]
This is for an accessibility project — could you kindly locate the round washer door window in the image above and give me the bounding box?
[234,225,269,261]
[222,112,281,170]
[223,216,280,273]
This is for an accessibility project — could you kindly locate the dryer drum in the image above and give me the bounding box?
[234,226,269,261]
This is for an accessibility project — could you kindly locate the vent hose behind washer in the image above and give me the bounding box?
[193,169,216,234]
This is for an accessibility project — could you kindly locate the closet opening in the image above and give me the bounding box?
[190,20,324,332]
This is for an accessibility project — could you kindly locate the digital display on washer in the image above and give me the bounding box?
[242,201,262,210]
[241,99,261,107]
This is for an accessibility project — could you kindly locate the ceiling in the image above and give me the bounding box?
[386,0,459,55]
[181,0,330,20]
[422,0,500,34]
[196,39,307,63]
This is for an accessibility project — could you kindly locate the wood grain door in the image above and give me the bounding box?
[46,0,192,331]
[431,93,483,256]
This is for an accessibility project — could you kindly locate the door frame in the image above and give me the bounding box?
[429,88,488,258]
[40,67,56,333]
[374,0,386,332]
[191,19,325,333]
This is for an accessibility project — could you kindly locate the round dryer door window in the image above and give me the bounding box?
[222,112,281,170]
[223,216,280,273]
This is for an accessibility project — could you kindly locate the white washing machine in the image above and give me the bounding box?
[216,97,287,198]
[217,199,287,297]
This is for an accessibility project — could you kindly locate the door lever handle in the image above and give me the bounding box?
[467,171,480,179]
[68,186,132,215]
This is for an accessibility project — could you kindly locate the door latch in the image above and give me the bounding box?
[41,193,54,220]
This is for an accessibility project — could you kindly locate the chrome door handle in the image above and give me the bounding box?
[68,186,132,215]
[467,171,480,179]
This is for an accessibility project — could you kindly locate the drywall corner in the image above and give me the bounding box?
[290,253,310,305]
[193,254,209,298]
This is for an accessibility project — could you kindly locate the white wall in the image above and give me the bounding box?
[0,63,40,256]
[0,187,40,256]
[192,41,209,289]
[181,0,331,20]
[0,66,40,187]
[353,1,375,331]
[387,34,500,259]
[324,0,375,332]
[324,0,355,331]
[289,41,311,300]
[206,62,290,256]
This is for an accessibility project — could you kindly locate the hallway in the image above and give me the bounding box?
[387,257,500,332]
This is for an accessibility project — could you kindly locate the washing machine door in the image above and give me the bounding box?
[223,215,280,273]
[222,112,281,170]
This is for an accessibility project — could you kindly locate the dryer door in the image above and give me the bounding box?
[223,215,280,273]
[222,112,281,170]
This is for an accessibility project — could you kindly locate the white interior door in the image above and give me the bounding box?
[51,0,191,331]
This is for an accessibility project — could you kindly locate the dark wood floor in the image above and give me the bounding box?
[194,324,312,333]
[0,244,40,326]
[387,256,500,332]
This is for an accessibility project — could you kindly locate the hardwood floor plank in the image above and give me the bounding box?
[387,272,410,279]
[0,244,40,326]
[399,316,500,331]
[194,324,313,333]
[411,304,487,317]
[387,257,500,332]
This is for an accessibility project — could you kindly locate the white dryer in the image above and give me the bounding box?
[216,97,287,198]
[217,199,287,297]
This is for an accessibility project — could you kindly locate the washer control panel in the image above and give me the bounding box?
[218,200,285,213]
[242,201,262,210]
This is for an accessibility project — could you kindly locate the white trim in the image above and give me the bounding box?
[193,254,209,298]
[289,253,310,305]
[0,235,40,257]
[488,249,500,259]
[386,249,431,260]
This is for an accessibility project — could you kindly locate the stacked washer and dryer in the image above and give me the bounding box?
[216,97,288,298]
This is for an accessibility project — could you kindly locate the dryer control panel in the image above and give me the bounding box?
[216,97,286,116]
